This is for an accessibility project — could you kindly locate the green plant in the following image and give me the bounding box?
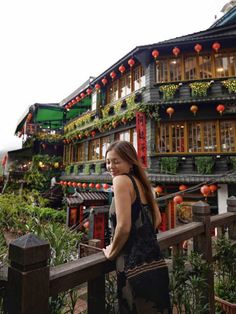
[160,157,178,174]
[222,79,236,94]
[113,100,122,114]
[189,81,213,97]
[195,156,214,174]
[159,84,180,100]
[73,164,78,175]
[105,273,118,313]
[138,103,160,120]
[170,252,209,313]
[95,163,102,175]
[84,164,91,175]
[230,156,236,170]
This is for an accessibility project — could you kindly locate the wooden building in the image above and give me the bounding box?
[60,7,236,230]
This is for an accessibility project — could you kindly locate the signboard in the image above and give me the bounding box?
[136,111,147,167]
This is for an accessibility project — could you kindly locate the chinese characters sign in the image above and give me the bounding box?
[136,111,147,167]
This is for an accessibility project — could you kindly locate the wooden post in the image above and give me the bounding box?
[227,196,236,240]
[192,201,215,314]
[87,275,105,314]
[7,233,50,314]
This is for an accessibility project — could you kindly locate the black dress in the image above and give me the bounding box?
[109,174,172,314]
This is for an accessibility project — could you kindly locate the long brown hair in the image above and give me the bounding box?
[106,140,157,225]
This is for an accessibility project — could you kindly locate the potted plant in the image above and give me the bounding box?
[189,81,213,97]
[159,83,180,100]
[214,236,236,313]
[222,79,236,94]
[195,156,214,174]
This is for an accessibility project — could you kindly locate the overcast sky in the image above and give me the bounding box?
[0,0,227,152]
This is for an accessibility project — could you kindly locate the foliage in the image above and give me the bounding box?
[159,83,180,100]
[170,252,210,313]
[222,79,236,94]
[230,156,236,170]
[160,157,178,174]
[195,156,214,174]
[214,236,236,304]
[73,164,78,175]
[105,273,118,313]
[95,162,102,175]
[84,164,91,175]
[189,81,213,97]
[138,103,160,120]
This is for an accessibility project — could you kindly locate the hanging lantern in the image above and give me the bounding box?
[77,182,81,188]
[80,92,85,98]
[38,161,44,168]
[101,77,108,86]
[212,42,221,53]
[173,195,183,204]
[194,43,202,54]
[95,83,101,90]
[128,58,135,67]
[72,99,76,105]
[200,185,210,197]
[119,65,126,74]
[190,105,198,116]
[89,183,95,189]
[179,185,187,191]
[72,182,77,187]
[166,107,174,118]
[209,184,217,193]
[63,181,68,186]
[152,49,159,60]
[59,181,64,185]
[172,47,180,57]
[110,71,116,80]
[86,88,92,95]
[216,104,225,115]
[95,183,101,189]
[91,130,96,137]
[82,183,88,189]
[76,96,80,102]
[54,162,59,168]
[154,185,163,195]
[103,183,109,190]
[67,181,72,186]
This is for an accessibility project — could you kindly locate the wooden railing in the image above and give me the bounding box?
[1,196,236,314]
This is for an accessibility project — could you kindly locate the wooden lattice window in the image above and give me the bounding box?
[188,122,202,153]
[88,138,100,160]
[220,120,236,152]
[134,65,145,91]
[156,60,168,83]
[107,80,119,103]
[184,56,197,80]
[199,55,213,79]
[77,143,85,162]
[101,136,111,159]
[120,72,131,98]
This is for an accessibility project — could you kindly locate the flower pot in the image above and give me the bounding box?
[215,296,236,314]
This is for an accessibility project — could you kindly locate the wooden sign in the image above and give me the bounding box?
[136,111,147,167]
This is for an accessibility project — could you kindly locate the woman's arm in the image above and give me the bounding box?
[103,175,132,260]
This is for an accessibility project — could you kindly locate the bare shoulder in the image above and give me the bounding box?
[113,175,133,190]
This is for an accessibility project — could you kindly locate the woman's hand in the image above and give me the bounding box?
[103,244,113,260]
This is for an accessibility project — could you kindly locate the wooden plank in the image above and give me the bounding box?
[210,212,236,229]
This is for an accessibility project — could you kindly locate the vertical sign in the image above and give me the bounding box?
[136,111,147,167]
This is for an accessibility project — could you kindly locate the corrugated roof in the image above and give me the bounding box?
[148,173,236,183]
[66,191,109,205]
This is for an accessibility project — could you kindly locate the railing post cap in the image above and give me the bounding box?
[192,200,210,215]
[9,233,50,266]
[227,196,236,207]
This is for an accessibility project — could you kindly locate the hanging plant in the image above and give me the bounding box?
[101,104,111,118]
[189,81,213,97]
[195,156,214,174]
[222,79,236,94]
[138,103,160,120]
[113,100,122,114]
[159,84,180,100]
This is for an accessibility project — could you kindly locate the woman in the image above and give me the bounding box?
[103,141,171,314]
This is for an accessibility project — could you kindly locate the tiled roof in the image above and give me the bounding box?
[60,174,112,183]
[66,191,109,205]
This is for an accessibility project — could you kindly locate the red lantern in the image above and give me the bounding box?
[91,130,96,137]
[166,107,174,118]
[101,77,108,85]
[82,183,88,189]
[110,71,116,79]
[72,99,76,104]
[173,195,183,204]
[95,183,101,189]
[103,183,109,190]
[128,58,135,67]
[72,182,77,187]
[152,49,159,59]
[209,184,217,193]
[67,181,72,186]
[63,181,68,186]
[122,117,127,124]
[86,88,92,95]
[119,65,126,74]
[216,104,225,115]
[80,92,85,98]
[89,183,95,189]
[172,47,180,57]
[194,44,202,54]
[76,182,81,188]
[200,185,210,197]
[95,83,101,90]
[76,96,80,102]
[179,185,187,191]
[190,105,198,116]
[212,42,221,53]
[154,186,163,195]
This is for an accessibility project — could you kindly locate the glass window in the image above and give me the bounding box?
[171,123,185,152]
[203,122,217,152]
[156,60,168,83]
[215,53,229,78]
[101,136,110,159]
[108,80,119,103]
[132,129,138,151]
[220,120,236,152]
[91,92,97,111]
[88,139,100,160]
[77,143,84,162]
[188,122,202,152]
[134,65,145,90]
[229,53,236,76]
[169,58,181,81]
[157,124,170,153]
[116,130,130,142]
[199,55,212,79]
[184,56,197,80]
[120,73,132,98]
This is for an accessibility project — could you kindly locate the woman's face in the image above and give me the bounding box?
[106,149,132,178]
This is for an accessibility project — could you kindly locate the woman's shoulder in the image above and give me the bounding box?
[113,174,132,186]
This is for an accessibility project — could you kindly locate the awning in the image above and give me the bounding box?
[66,191,109,205]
